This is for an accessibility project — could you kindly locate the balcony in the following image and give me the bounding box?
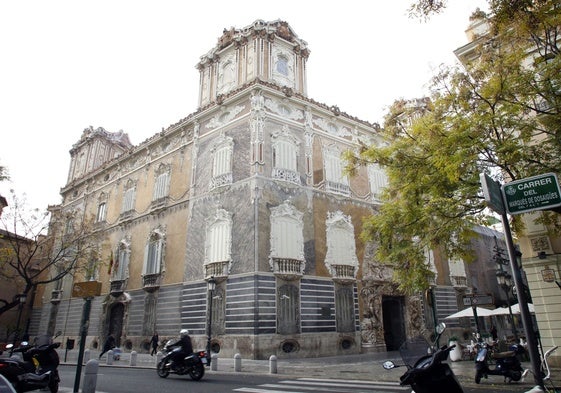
[325,181,350,196]
[142,273,162,292]
[272,168,301,185]
[210,173,233,189]
[330,264,356,284]
[451,275,467,288]
[204,261,230,282]
[272,257,304,281]
[50,290,63,304]
[110,279,127,297]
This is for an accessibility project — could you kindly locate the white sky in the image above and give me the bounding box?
[0,0,488,211]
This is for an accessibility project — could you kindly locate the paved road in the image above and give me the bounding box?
[52,349,557,393]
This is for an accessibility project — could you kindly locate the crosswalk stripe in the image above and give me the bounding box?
[233,378,408,393]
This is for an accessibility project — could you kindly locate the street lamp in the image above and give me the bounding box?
[13,293,27,345]
[495,262,518,341]
[206,276,216,365]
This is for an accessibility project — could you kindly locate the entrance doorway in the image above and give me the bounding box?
[108,303,124,347]
[382,296,406,351]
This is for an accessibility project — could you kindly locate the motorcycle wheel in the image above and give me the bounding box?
[189,363,205,381]
[475,370,483,384]
[157,360,170,378]
[510,370,522,382]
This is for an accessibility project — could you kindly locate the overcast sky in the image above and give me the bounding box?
[0,0,488,211]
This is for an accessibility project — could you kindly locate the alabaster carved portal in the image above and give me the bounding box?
[359,265,424,348]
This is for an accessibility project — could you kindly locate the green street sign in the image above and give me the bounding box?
[480,173,505,215]
[502,173,561,215]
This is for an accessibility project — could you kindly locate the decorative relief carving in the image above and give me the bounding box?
[206,104,246,129]
[264,97,304,120]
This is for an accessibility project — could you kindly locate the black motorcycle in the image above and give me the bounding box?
[0,335,61,393]
[383,323,463,393]
[474,340,525,384]
[156,340,207,381]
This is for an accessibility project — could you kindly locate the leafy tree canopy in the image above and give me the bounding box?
[347,0,561,293]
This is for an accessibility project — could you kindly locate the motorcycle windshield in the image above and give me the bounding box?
[399,336,431,368]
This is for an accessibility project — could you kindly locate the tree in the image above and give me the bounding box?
[346,2,561,293]
[0,165,8,182]
[0,190,102,316]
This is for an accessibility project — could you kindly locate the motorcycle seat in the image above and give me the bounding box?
[492,351,516,359]
[19,371,50,383]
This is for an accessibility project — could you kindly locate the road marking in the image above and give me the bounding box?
[234,377,407,392]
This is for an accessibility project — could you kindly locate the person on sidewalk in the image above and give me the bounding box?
[150,332,159,356]
[99,334,116,359]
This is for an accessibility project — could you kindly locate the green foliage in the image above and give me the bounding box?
[347,2,561,293]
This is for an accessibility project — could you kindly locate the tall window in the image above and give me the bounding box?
[96,193,108,222]
[153,164,170,201]
[324,146,349,195]
[95,202,106,222]
[143,229,165,275]
[324,211,358,280]
[114,239,131,280]
[368,164,388,200]
[272,126,300,184]
[276,55,288,76]
[210,134,234,189]
[335,286,355,333]
[205,209,232,264]
[121,180,136,213]
[270,203,304,262]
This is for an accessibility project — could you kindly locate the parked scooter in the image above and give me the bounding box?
[383,322,464,393]
[0,334,61,393]
[474,337,525,384]
[156,340,207,381]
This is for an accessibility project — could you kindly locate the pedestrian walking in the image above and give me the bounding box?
[99,334,116,359]
[150,332,159,356]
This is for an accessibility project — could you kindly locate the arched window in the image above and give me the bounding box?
[210,134,234,189]
[121,179,136,213]
[153,164,170,201]
[114,238,131,280]
[271,126,300,184]
[143,229,165,275]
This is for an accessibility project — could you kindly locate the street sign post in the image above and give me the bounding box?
[502,173,561,215]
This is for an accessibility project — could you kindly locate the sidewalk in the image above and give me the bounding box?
[59,348,557,390]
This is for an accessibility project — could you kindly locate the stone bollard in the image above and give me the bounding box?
[84,349,91,364]
[130,351,137,366]
[106,350,114,365]
[269,355,277,374]
[82,359,99,393]
[234,353,242,372]
[211,353,218,371]
[156,351,163,367]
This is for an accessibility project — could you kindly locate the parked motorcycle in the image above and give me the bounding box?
[474,339,525,384]
[0,334,61,393]
[156,340,207,381]
[383,323,463,393]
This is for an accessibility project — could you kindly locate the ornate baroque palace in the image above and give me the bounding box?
[34,20,431,359]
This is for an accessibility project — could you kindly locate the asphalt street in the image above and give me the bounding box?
[52,348,558,393]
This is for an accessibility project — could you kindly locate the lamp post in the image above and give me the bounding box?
[494,237,518,341]
[13,293,27,345]
[206,276,216,365]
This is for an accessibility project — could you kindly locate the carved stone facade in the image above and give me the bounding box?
[30,20,440,359]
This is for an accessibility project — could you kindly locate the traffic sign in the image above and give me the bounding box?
[480,173,505,214]
[462,294,494,306]
[502,173,561,215]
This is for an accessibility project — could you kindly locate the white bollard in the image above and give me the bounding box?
[269,355,277,374]
[82,359,99,393]
[156,351,163,367]
[234,353,242,372]
[106,350,114,365]
[211,353,218,371]
[130,351,137,366]
[84,349,91,364]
